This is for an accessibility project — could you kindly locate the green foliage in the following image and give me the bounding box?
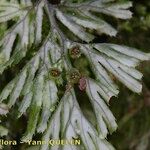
[0,0,149,150]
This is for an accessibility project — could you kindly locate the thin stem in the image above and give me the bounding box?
[45,0,67,43]
[45,0,73,69]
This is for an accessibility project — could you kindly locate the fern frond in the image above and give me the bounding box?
[41,91,115,150]
[0,0,149,150]
[0,0,44,73]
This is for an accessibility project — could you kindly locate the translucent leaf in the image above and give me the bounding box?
[21,56,40,95]
[0,80,15,102]
[80,44,119,95]
[0,6,23,23]
[94,44,139,67]
[90,1,133,19]
[35,1,44,43]
[8,69,27,107]
[67,10,117,36]
[22,72,45,141]
[41,91,115,150]
[0,0,44,73]
[86,79,117,135]
[94,54,142,93]
[0,103,9,115]
[0,125,8,137]
[56,9,95,42]
[103,44,150,61]
[18,92,33,118]
[81,43,149,93]
[37,80,58,133]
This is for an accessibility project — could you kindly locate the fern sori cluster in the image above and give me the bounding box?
[0,0,149,150]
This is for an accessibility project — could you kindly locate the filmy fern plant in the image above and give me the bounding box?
[0,0,150,149]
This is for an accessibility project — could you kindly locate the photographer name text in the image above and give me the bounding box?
[0,139,81,146]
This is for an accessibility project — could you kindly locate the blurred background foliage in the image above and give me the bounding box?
[108,0,150,150]
[0,0,150,150]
